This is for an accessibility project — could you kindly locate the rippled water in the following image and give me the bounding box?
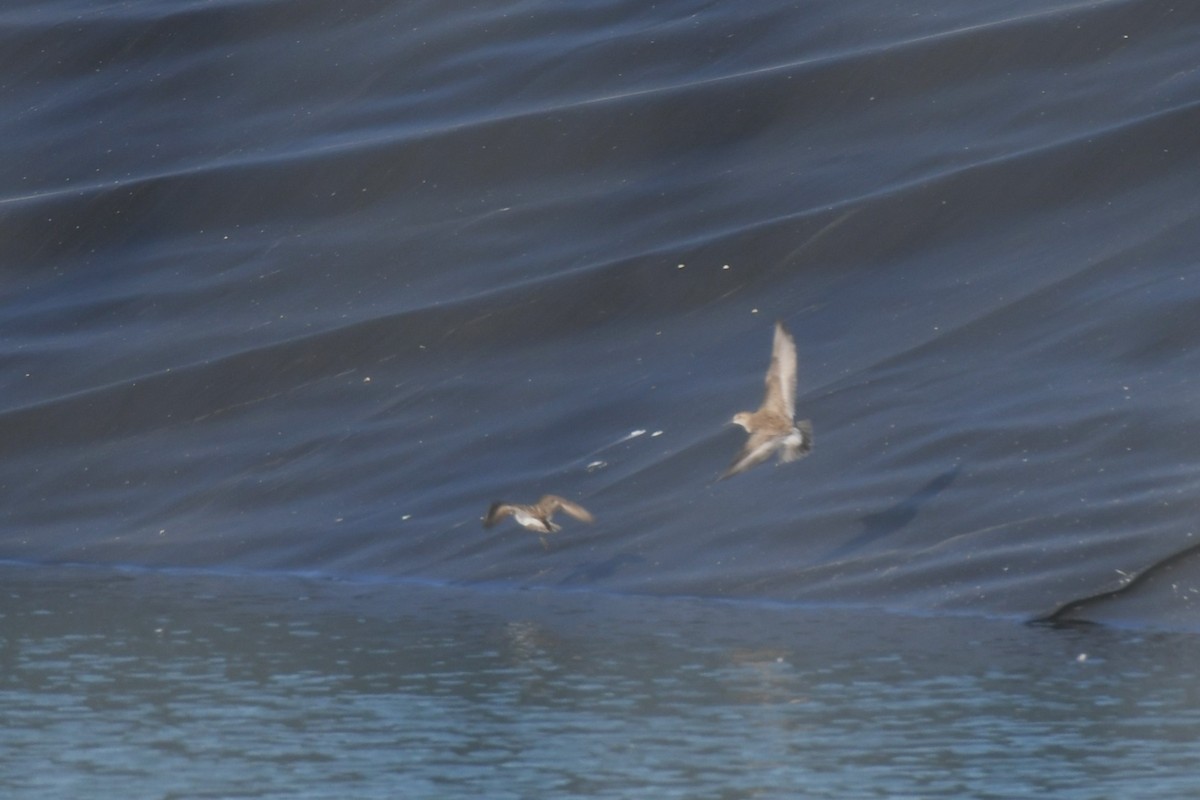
[4,564,1200,799]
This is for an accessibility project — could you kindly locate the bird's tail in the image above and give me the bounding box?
[780,419,814,462]
[797,419,813,453]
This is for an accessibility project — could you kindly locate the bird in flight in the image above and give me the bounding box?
[483,495,595,537]
[721,321,813,479]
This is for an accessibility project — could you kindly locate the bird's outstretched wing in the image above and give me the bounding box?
[719,432,780,480]
[483,502,513,528]
[762,322,797,419]
[541,495,594,523]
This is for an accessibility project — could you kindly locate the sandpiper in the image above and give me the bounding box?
[483,495,594,535]
[720,321,813,479]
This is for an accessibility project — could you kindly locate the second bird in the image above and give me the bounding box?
[483,495,595,534]
[721,321,813,479]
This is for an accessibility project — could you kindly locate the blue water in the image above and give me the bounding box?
[3,0,1200,794]
[5,564,1200,799]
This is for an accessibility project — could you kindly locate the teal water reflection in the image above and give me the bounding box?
[2,565,1198,799]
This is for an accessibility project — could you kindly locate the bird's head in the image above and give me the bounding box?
[730,412,752,431]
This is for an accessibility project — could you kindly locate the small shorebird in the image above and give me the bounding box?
[483,495,594,536]
[720,321,813,480]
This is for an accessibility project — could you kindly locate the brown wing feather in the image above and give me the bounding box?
[483,502,513,528]
[719,432,779,480]
[541,495,594,523]
[762,322,797,419]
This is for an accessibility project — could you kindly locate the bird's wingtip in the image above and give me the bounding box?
[482,501,506,528]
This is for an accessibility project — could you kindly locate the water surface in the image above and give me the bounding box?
[4,564,1199,798]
